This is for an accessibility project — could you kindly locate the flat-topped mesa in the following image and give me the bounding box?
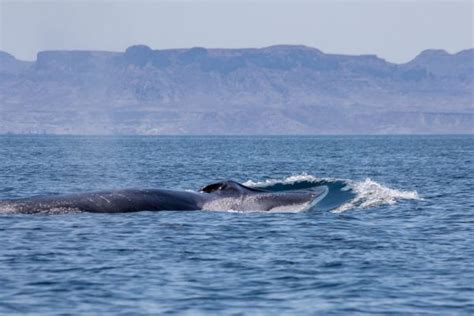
[36,50,93,70]
[5,45,470,76]
[0,45,472,135]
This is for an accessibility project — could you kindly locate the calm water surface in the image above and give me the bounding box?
[0,135,473,314]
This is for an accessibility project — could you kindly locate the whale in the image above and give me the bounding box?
[0,180,328,214]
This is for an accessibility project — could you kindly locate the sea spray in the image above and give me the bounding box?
[333,178,421,213]
[244,174,421,212]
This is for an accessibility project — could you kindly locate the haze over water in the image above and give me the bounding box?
[0,135,472,314]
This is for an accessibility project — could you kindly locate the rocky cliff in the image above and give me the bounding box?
[0,45,472,134]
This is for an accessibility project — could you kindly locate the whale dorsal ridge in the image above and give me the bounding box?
[200,180,265,194]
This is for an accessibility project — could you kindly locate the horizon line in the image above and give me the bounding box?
[1,133,473,137]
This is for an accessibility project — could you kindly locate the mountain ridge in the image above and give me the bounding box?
[3,45,473,64]
[0,45,472,134]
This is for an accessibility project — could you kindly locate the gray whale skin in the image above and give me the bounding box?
[0,180,327,214]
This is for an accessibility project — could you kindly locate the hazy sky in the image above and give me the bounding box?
[1,0,472,63]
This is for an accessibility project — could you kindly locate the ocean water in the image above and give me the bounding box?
[0,135,472,314]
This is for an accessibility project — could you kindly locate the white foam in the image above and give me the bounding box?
[244,173,422,213]
[333,178,421,213]
[243,172,328,187]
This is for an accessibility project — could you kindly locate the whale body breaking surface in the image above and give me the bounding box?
[0,180,328,214]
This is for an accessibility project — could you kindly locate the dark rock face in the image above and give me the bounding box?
[0,45,472,134]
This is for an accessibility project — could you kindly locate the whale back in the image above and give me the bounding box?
[0,189,203,214]
[200,180,266,195]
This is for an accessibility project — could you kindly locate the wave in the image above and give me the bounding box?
[243,173,421,213]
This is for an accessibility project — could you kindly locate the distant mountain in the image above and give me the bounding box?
[0,45,472,134]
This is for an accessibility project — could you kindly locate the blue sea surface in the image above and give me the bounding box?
[0,135,473,314]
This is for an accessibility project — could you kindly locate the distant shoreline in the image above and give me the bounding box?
[1,133,473,137]
[1,45,472,135]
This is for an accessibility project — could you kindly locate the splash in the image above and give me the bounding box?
[333,178,421,213]
[243,173,322,187]
[244,173,422,213]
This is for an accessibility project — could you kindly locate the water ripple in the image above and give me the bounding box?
[0,135,473,314]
